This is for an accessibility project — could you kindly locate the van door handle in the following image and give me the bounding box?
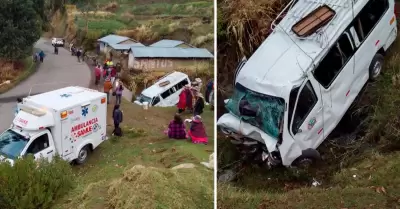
[47,150,53,154]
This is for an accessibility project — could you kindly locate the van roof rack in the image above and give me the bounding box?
[159,80,170,87]
[292,4,336,37]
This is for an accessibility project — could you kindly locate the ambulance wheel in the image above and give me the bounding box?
[369,53,384,81]
[76,146,90,165]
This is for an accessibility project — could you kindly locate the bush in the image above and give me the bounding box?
[0,156,74,209]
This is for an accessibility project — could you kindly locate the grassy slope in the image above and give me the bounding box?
[54,100,214,209]
[218,29,400,209]
[74,0,214,50]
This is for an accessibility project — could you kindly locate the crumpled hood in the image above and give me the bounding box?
[217,113,277,152]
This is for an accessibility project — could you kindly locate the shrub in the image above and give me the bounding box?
[0,156,74,209]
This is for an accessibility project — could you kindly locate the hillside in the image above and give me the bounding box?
[54,0,213,51]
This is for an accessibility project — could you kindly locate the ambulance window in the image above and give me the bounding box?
[152,96,160,106]
[26,134,49,155]
[314,33,354,88]
[289,81,317,135]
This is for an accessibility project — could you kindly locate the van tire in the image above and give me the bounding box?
[291,149,320,169]
[75,146,90,165]
[369,54,384,81]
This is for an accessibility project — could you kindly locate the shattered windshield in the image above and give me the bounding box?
[226,83,285,138]
[0,129,29,159]
[137,94,153,103]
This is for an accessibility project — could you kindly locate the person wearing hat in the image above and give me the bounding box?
[103,78,113,104]
[186,115,207,144]
[184,85,193,113]
[193,92,205,116]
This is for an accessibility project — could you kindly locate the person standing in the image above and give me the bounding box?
[103,78,113,104]
[110,66,117,84]
[54,46,58,55]
[115,84,124,105]
[193,93,205,116]
[112,104,123,137]
[76,48,82,62]
[177,90,186,113]
[185,86,193,113]
[205,79,213,103]
[94,65,101,86]
[38,50,45,63]
[14,98,23,116]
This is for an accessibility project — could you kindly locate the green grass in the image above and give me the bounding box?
[54,99,214,209]
[76,18,127,31]
[131,1,212,17]
[217,31,400,209]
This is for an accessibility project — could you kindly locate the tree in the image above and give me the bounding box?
[0,0,42,60]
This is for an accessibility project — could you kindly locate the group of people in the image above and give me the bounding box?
[177,84,205,116]
[164,78,215,145]
[71,46,84,62]
[33,50,45,63]
[93,59,125,137]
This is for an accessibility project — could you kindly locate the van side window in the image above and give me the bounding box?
[176,79,189,90]
[288,81,318,135]
[354,0,389,42]
[26,134,49,155]
[314,33,354,88]
[152,96,160,106]
[161,88,175,99]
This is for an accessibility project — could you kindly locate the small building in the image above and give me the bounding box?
[128,47,213,71]
[149,39,194,48]
[109,43,145,54]
[97,35,142,53]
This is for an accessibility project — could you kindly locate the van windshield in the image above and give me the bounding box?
[137,94,152,103]
[0,129,29,159]
[226,83,285,138]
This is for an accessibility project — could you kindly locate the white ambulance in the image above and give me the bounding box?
[218,0,397,168]
[0,86,108,165]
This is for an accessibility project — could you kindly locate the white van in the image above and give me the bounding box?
[52,38,65,47]
[134,71,191,107]
[217,0,397,168]
[0,86,108,165]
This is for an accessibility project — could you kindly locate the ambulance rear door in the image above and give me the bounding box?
[60,106,81,161]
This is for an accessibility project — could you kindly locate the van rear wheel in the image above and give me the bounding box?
[76,146,90,165]
[369,54,384,81]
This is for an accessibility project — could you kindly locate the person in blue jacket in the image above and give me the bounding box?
[205,79,213,103]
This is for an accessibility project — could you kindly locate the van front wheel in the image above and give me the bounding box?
[76,146,90,165]
[369,54,384,81]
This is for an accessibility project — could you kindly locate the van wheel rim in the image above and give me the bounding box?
[373,62,382,76]
[78,149,87,161]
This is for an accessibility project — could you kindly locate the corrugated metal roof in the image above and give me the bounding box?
[98,35,130,45]
[130,47,213,58]
[109,43,145,50]
[149,39,186,47]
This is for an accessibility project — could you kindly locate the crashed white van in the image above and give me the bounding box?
[0,86,108,165]
[134,71,190,107]
[218,0,397,168]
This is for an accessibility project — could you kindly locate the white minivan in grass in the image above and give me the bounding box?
[217,0,397,168]
[134,71,191,107]
[0,86,108,165]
